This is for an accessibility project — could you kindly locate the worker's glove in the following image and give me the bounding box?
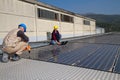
[24,45,31,53]
[27,45,31,53]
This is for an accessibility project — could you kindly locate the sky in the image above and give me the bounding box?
[38,0,120,15]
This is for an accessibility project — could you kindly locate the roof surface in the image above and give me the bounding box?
[0,33,120,80]
[0,59,119,80]
[22,33,120,74]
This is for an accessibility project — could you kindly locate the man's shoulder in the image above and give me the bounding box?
[9,28,19,32]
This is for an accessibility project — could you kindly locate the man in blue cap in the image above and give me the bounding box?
[1,23,29,63]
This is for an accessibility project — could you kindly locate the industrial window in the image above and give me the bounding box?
[83,20,90,25]
[61,14,74,23]
[37,8,59,21]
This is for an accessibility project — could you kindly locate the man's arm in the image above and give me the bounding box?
[17,30,29,42]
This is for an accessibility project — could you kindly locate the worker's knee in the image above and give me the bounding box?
[50,40,56,45]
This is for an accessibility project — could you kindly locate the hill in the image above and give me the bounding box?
[83,14,120,32]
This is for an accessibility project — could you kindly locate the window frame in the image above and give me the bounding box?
[83,20,90,25]
[61,14,74,23]
[37,8,59,21]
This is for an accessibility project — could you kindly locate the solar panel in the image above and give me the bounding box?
[22,33,120,74]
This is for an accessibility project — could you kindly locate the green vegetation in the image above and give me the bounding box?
[84,14,120,32]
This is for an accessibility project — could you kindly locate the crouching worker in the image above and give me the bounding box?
[1,23,29,63]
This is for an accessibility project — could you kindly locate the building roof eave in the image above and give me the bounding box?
[19,0,96,21]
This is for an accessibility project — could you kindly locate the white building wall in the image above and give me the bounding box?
[0,0,36,44]
[60,23,74,38]
[0,0,96,45]
[74,16,84,36]
[83,25,91,35]
[90,21,96,34]
[83,20,96,35]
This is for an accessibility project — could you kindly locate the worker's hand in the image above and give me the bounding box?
[24,45,31,53]
[27,45,31,53]
[56,41,61,45]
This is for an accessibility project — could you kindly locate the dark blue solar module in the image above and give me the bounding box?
[22,33,120,74]
[113,52,120,73]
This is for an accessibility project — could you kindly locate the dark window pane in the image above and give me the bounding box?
[37,8,59,21]
[61,14,74,23]
[83,20,90,25]
[37,8,40,18]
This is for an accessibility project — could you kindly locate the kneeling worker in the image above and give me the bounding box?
[50,25,61,45]
[2,23,30,63]
[50,25,68,45]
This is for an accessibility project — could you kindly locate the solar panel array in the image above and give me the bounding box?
[22,33,120,74]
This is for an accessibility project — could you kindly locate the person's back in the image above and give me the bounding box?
[2,29,21,50]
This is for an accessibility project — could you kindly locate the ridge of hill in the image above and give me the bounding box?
[83,14,120,32]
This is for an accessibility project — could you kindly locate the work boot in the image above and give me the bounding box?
[1,52,9,63]
[64,41,68,45]
[61,41,68,45]
[11,54,21,61]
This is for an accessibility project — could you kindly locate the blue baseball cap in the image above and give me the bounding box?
[18,23,27,32]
